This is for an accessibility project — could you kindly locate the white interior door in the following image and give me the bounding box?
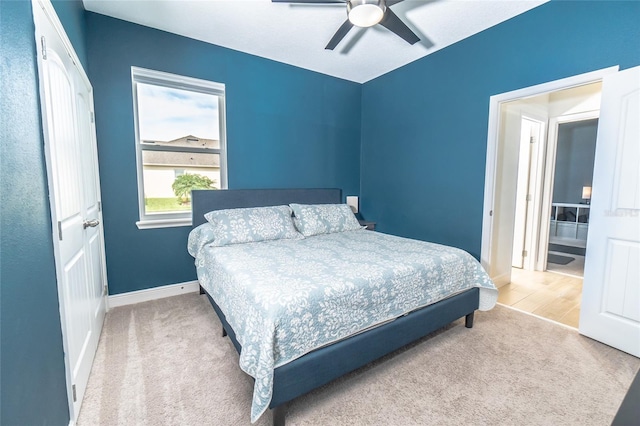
[512,119,534,269]
[512,118,544,270]
[579,66,640,357]
[33,0,107,419]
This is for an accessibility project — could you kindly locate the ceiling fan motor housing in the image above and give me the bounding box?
[347,0,386,28]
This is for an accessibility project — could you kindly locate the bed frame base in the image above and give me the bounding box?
[201,286,479,425]
[273,405,286,426]
[268,313,472,426]
[465,311,474,328]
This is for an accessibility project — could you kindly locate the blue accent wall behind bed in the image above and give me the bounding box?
[85,13,362,295]
[359,0,640,260]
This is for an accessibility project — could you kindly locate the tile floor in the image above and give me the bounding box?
[498,267,583,328]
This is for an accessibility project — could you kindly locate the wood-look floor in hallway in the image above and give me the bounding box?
[497,268,583,328]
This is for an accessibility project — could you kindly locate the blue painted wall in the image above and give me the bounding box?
[51,0,88,70]
[1,1,637,422]
[360,0,640,259]
[85,13,362,295]
[0,0,87,424]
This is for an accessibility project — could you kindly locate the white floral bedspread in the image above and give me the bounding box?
[192,229,497,422]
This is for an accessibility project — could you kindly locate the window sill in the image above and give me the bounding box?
[136,217,192,230]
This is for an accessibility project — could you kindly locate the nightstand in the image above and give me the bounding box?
[359,220,376,231]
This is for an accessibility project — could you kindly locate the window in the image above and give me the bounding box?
[131,67,227,229]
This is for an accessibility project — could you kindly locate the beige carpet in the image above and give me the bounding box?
[77,293,639,426]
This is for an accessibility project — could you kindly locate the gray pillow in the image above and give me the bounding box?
[289,203,362,237]
[204,205,302,246]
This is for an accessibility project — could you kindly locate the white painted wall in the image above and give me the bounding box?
[548,83,602,117]
[490,96,548,285]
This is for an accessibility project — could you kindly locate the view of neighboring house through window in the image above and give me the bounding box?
[132,67,226,228]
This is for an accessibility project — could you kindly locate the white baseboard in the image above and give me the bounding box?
[108,281,200,309]
[492,272,511,288]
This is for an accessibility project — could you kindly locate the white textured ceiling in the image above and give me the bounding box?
[82,0,548,83]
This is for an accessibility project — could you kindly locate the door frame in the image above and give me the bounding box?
[535,110,600,272]
[480,66,619,276]
[32,0,109,421]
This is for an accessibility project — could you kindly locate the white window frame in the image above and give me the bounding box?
[131,67,227,229]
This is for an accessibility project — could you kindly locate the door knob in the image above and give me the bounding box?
[83,219,100,229]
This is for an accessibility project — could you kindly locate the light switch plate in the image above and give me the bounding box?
[346,196,359,213]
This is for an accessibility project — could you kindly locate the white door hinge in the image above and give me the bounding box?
[98,201,102,212]
[72,384,77,402]
[40,36,47,60]
[526,194,532,202]
[90,111,95,123]
[522,250,528,257]
[57,221,63,240]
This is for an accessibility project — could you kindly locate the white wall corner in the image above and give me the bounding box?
[108,281,200,309]
[491,273,511,288]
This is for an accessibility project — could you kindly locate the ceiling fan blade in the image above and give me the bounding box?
[325,19,354,50]
[271,0,344,3]
[379,8,420,45]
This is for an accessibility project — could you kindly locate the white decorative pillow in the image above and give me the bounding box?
[204,205,302,246]
[289,203,362,237]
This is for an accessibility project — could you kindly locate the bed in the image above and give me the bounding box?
[189,188,497,425]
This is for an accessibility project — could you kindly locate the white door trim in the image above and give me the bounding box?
[32,0,108,421]
[481,66,619,272]
[32,0,90,90]
[535,110,600,271]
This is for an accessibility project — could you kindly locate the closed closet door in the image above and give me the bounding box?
[33,0,107,420]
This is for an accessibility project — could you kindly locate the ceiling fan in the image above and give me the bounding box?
[272,0,420,50]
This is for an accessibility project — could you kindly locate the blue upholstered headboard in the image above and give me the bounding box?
[191,188,342,227]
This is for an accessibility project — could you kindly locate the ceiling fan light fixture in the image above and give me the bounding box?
[347,0,385,28]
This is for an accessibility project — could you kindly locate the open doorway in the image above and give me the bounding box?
[544,117,598,278]
[502,111,599,328]
[510,110,600,279]
[483,65,640,355]
[481,70,611,328]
